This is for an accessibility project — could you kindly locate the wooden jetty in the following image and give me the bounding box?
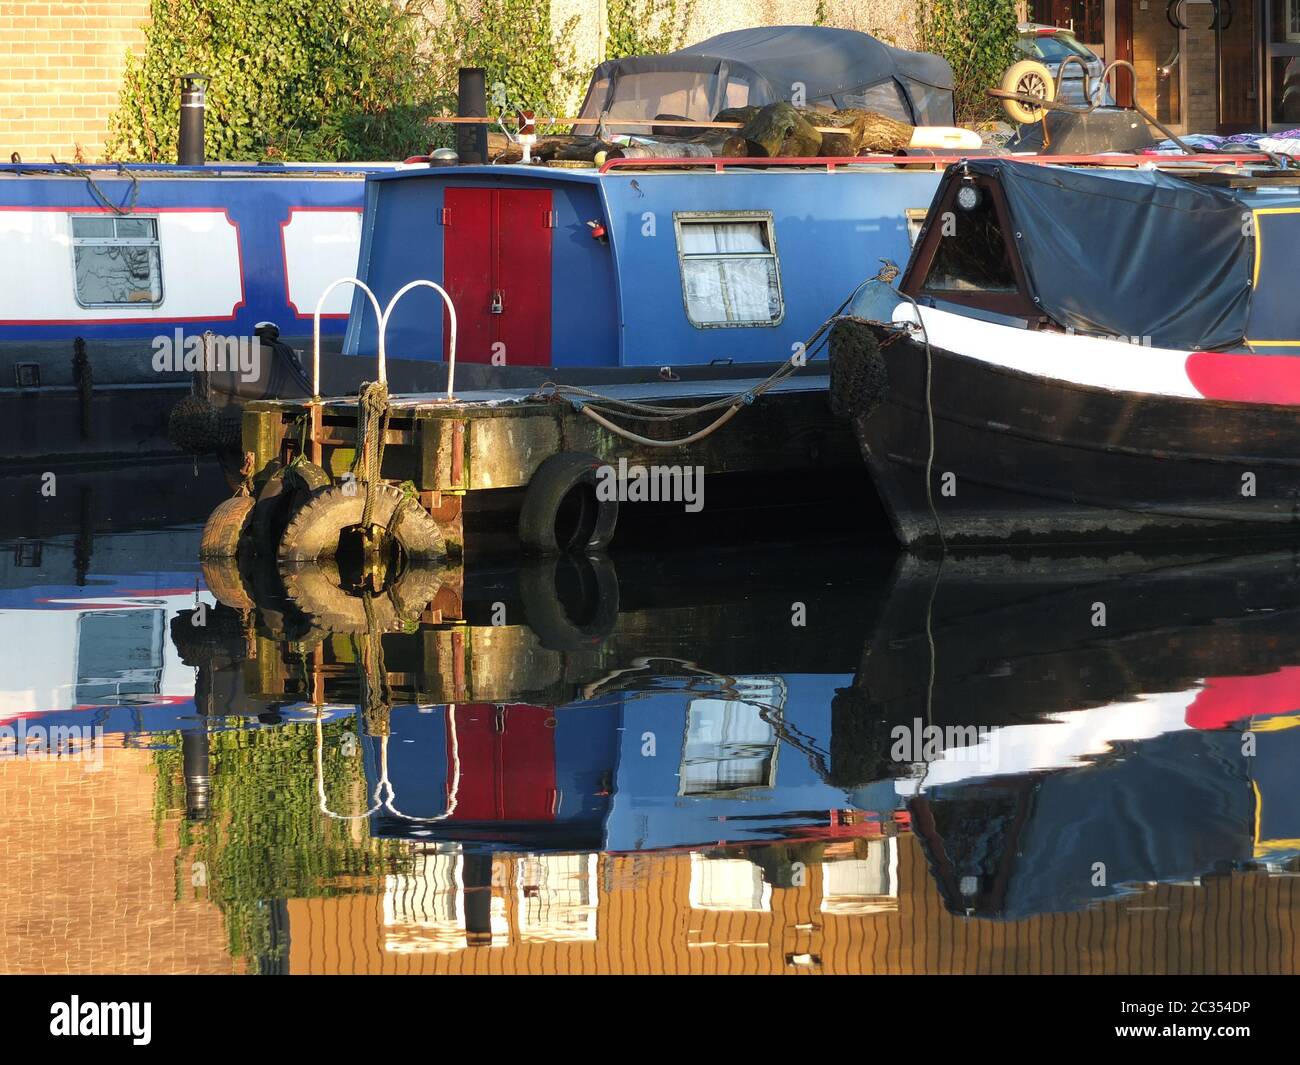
[230,369,863,560]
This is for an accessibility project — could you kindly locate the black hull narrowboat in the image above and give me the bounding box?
[830,157,1300,548]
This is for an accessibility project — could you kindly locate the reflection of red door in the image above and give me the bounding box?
[448,704,558,821]
[442,188,553,366]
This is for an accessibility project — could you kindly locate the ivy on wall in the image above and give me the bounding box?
[917,0,1020,125]
[425,0,584,134]
[106,0,447,162]
[605,0,697,59]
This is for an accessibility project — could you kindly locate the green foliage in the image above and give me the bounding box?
[918,0,1020,125]
[425,0,585,137]
[106,0,445,162]
[153,718,407,970]
[605,0,697,59]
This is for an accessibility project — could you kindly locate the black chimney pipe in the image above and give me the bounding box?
[179,73,208,165]
[457,68,488,165]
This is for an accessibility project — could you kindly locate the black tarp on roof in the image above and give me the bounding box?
[577,25,955,128]
[949,159,1254,351]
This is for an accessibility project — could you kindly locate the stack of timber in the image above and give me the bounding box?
[484,103,919,165]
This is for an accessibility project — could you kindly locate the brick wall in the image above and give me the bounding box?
[0,745,240,974]
[0,1,151,163]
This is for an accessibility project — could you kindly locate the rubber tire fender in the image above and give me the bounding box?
[278,482,446,563]
[250,459,329,551]
[518,451,618,556]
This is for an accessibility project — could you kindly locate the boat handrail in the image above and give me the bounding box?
[378,280,459,400]
[312,277,383,399]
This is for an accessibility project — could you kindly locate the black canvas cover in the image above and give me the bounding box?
[953,159,1254,350]
[577,25,954,128]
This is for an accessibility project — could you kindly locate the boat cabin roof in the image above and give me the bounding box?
[901,158,1300,352]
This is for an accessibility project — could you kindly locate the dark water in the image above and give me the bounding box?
[2,506,1299,974]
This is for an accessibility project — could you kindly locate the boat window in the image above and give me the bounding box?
[920,191,1019,294]
[71,214,163,307]
[674,212,784,328]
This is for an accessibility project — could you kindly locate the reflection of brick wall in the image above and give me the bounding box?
[0,1,151,163]
[0,747,239,974]
[288,835,1300,975]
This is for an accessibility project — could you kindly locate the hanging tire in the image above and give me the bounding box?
[277,481,446,564]
[250,460,329,551]
[518,553,619,651]
[518,452,618,556]
[280,560,442,634]
[199,493,254,559]
[1000,59,1056,125]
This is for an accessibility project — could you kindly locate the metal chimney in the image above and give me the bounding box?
[179,73,208,165]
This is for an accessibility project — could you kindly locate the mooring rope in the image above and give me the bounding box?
[533,294,851,449]
[353,380,391,531]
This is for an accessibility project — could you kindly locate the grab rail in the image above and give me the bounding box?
[312,276,383,399]
[377,279,460,400]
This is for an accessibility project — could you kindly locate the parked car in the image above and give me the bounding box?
[1015,23,1115,107]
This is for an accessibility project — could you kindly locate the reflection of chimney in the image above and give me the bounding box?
[182,729,211,822]
[463,852,494,946]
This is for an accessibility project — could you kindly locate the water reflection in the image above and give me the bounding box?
[2,533,1299,974]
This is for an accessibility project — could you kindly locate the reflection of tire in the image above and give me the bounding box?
[169,602,250,667]
[202,556,255,610]
[518,553,619,651]
[200,494,254,559]
[518,452,619,555]
[1000,59,1056,125]
[278,482,446,563]
[280,561,442,634]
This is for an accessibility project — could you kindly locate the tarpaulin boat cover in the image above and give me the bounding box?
[577,25,955,129]
[953,159,1255,350]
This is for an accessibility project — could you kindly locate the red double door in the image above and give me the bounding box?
[447,704,558,822]
[441,187,553,366]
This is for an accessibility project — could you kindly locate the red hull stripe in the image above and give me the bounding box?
[1185,352,1300,405]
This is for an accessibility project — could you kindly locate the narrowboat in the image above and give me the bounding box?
[209,157,948,407]
[829,156,1300,546]
[0,161,385,462]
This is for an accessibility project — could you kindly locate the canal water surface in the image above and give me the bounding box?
[3,492,1299,974]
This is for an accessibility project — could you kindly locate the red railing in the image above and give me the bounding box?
[597,152,1275,175]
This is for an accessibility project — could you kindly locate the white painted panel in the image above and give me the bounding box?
[282,208,363,316]
[0,209,242,323]
[893,303,1201,399]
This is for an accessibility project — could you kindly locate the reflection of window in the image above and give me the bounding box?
[679,677,784,796]
[821,839,900,915]
[1289,0,1300,42]
[922,191,1019,294]
[383,848,465,954]
[517,854,598,942]
[71,215,162,307]
[689,854,771,911]
[75,610,164,704]
[675,213,784,328]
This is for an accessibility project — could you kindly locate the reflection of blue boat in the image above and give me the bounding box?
[362,667,895,856]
